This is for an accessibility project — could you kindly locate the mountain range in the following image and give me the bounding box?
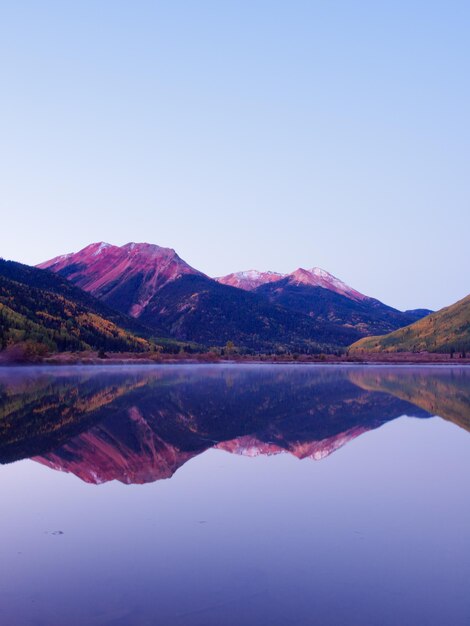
[36,241,431,352]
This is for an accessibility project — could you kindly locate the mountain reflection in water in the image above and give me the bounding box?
[0,365,469,485]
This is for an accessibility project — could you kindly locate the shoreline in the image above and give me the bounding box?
[1,351,470,367]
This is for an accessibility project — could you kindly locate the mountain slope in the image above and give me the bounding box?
[0,259,153,352]
[350,294,470,353]
[219,266,430,338]
[255,278,428,338]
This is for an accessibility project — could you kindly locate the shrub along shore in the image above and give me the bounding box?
[1,344,469,366]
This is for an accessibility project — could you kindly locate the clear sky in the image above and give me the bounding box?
[1,1,469,311]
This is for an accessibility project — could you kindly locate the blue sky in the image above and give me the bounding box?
[1,1,469,311]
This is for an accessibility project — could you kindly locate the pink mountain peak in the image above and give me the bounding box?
[215,426,370,462]
[287,267,367,301]
[38,241,203,318]
[216,265,367,301]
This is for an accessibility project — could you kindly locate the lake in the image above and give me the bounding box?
[0,364,469,626]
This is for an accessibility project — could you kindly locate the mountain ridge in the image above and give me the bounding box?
[216,266,367,301]
[39,241,203,318]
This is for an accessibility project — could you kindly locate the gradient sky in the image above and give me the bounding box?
[1,1,469,311]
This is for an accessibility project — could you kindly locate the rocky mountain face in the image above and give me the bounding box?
[38,241,202,318]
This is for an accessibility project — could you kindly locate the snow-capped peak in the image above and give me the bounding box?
[216,265,367,300]
[238,270,284,280]
[288,267,366,301]
[92,242,112,256]
[215,270,285,290]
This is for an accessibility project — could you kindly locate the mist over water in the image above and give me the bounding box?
[0,364,469,625]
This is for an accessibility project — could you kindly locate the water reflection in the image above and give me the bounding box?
[1,365,469,485]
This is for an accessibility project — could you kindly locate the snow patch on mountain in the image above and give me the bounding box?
[216,265,367,301]
[288,267,367,301]
[92,242,112,256]
[216,270,285,290]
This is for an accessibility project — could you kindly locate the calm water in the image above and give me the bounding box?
[0,364,469,626]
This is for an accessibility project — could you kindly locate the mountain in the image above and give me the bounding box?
[0,259,153,353]
[350,294,470,354]
[218,266,366,301]
[219,267,430,338]
[255,278,428,338]
[38,241,202,317]
[39,242,429,351]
